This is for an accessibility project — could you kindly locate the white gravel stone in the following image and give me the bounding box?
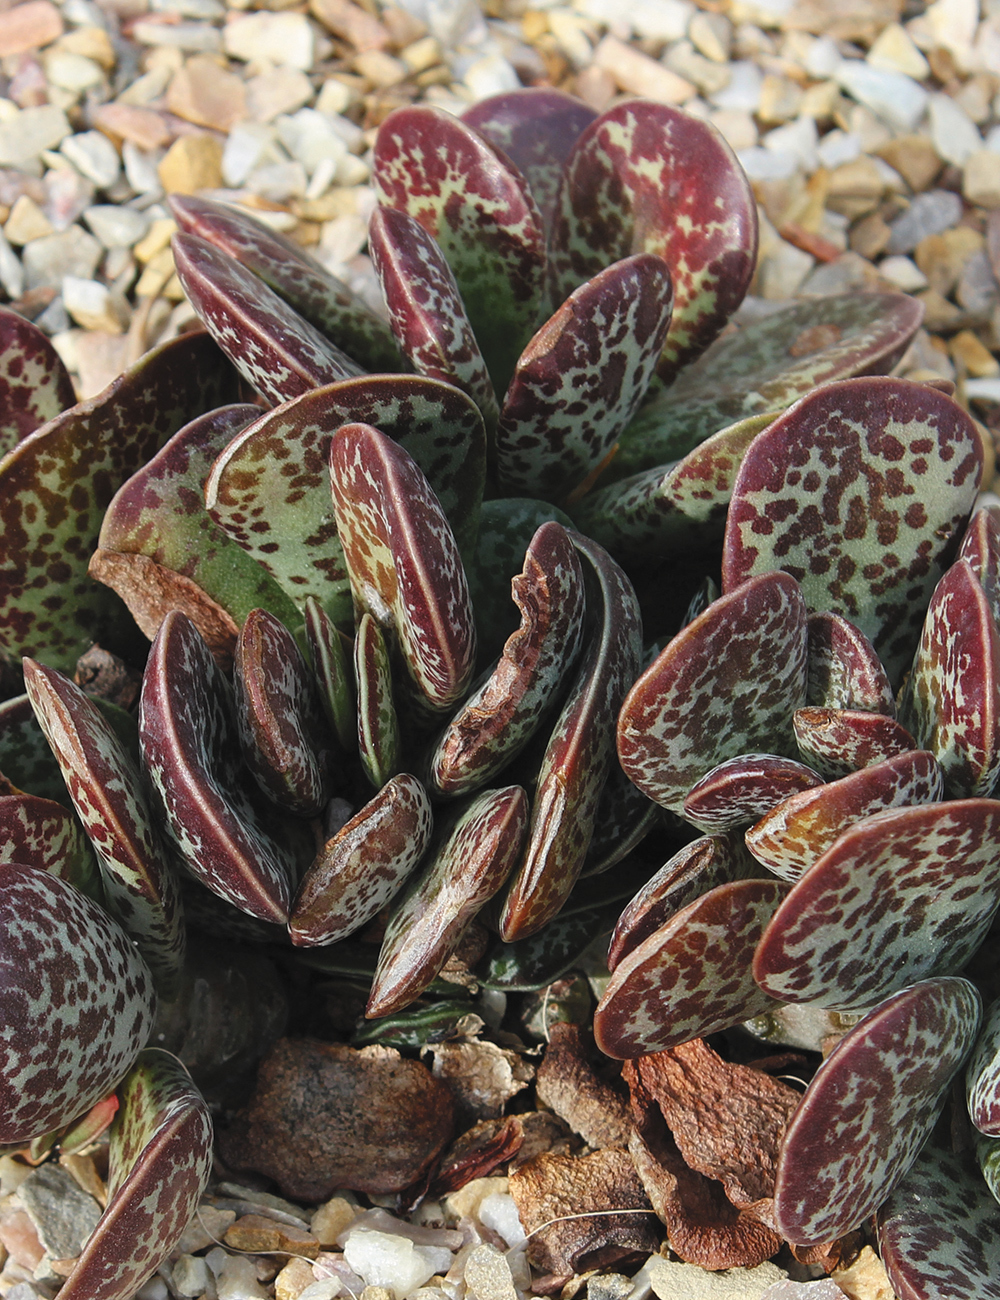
[762,116,818,170]
[877,255,929,291]
[477,1193,525,1248]
[0,106,70,168]
[804,36,842,78]
[60,130,120,188]
[222,122,277,187]
[276,109,350,175]
[646,1257,788,1299]
[298,1283,342,1300]
[817,129,862,168]
[867,22,930,79]
[122,141,163,194]
[0,227,24,299]
[45,51,104,93]
[23,224,101,289]
[929,91,983,165]
[152,0,225,17]
[709,59,762,112]
[132,19,222,50]
[574,0,692,41]
[343,1228,454,1298]
[919,0,980,68]
[463,53,521,98]
[171,1254,210,1298]
[62,275,124,331]
[215,1253,269,1300]
[736,145,799,180]
[835,61,928,132]
[83,204,150,248]
[246,160,308,202]
[760,1281,847,1299]
[224,11,316,69]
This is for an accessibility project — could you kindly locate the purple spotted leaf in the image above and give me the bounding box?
[57,1049,212,1300]
[499,532,642,941]
[368,784,529,1017]
[773,977,982,1246]
[549,100,756,387]
[369,205,499,434]
[173,233,363,406]
[0,695,67,804]
[594,878,790,1058]
[582,764,660,876]
[0,792,100,899]
[169,194,402,371]
[806,611,895,715]
[878,1139,1000,1300]
[898,559,1000,797]
[722,377,983,686]
[0,306,75,455]
[682,753,823,834]
[617,292,923,475]
[495,253,673,499]
[139,611,300,924]
[960,503,1000,628]
[304,596,355,753]
[967,997,1000,1136]
[289,772,433,946]
[373,105,546,393]
[753,799,1000,1010]
[618,572,808,815]
[745,749,944,881]
[0,330,240,672]
[0,861,156,1144]
[23,659,185,997]
[330,423,477,718]
[233,608,334,817]
[793,706,917,778]
[355,611,401,788]
[428,522,585,798]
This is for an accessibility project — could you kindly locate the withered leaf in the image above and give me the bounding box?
[535,1023,631,1150]
[425,1040,534,1129]
[428,1115,525,1198]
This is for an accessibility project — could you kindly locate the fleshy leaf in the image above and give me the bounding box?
[753,800,1000,1009]
[549,100,757,386]
[960,503,1000,628]
[806,611,895,714]
[0,306,75,456]
[583,765,660,876]
[682,753,823,834]
[793,706,916,779]
[304,597,355,753]
[722,377,983,686]
[773,977,981,1245]
[0,792,100,899]
[354,611,401,788]
[0,695,67,803]
[967,997,1000,1137]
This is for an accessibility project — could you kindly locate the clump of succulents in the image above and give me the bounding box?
[0,85,996,1297]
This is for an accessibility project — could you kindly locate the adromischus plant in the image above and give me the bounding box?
[0,86,996,1296]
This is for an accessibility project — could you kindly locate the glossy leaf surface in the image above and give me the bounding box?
[0,793,99,899]
[304,597,355,752]
[682,753,822,834]
[793,706,916,778]
[354,611,400,789]
[967,996,1000,1136]
[960,503,1000,629]
[806,611,895,714]
[0,306,75,455]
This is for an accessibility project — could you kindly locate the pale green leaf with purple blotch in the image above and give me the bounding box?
[682,753,823,834]
[0,792,101,901]
[0,306,75,456]
[304,596,355,753]
[806,611,895,715]
[960,503,1000,630]
[0,695,71,804]
[354,611,400,789]
[793,706,917,779]
[967,996,1000,1137]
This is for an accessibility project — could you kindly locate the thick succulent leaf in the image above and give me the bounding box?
[58,1049,212,1300]
[0,793,100,899]
[304,597,355,753]
[722,377,983,686]
[594,878,790,1058]
[968,997,1000,1136]
[289,773,433,946]
[368,785,529,1017]
[898,559,1000,797]
[23,660,185,998]
[878,1139,1000,1300]
[499,533,643,941]
[368,205,499,434]
[682,753,822,834]
[806,611,895,715]
[482,906,608,991]
[0,307,75,456]
[495,253,673,499]
[169,194,401,372]
[461,89,596,235]
[618,572,808,815]
[139,611,297,923]
[0,331,239,671]
[0,861,156,1144]
[773,977,982,1245]
[428,522,585,798]
[745,749,944,881]
[372,105,546,393]
[173,233,363,406]
[753,800,1000,1009]
[0,695,67,803]
[582,761,660,875]
[793,706,916,779]
[234,608,334,816]
[549,100,757,386]
[354,611,401,788]
[617,292,924,474]
[960,503,1000,628]
[330,423,477,718]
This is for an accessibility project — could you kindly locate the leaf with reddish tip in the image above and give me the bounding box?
[304,597,355,753]
[549,101,756,387]
[806,612,895,715]
[373,104,546,393]
[594,878,790,1058]
[139,611,297,924]
[331,423,477,718]
[682,753,823,834]
[173,233,363,406]
[499,533,642,941]
[428,522,585,798]
[618,572,808,815]
[0,306,75,455]
[289,773,433,946]
[369,205,499,433]
[0,331,240,672]
[0,695,67,804]
[753,800,1000,1010]
[355,611,400,788]
[773,977,981,1246]
[0,862,156,1144]
[967,997,1000,1136]
[0,793,100,899]
[898,560,1000,797]
[368,785,529,1017]
[960,503,1000,628]
[23,660,185,997]
[169,193,401,371]
[793,706,916,779]
[745,749,944,881]
[616,292,924,475]
[722,377,983,687]
[58,1049,212,1300]
[59,1092,119,1156]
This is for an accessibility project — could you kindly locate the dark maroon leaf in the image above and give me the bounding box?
[806,611,895,714]
[682,753,822,833]
[793,706,917,778]
[0,306,75,455]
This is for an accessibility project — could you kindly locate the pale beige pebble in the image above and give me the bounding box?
[400,35,442,74]
[275,1256,317,1300]
[689,9,731,61]
[0,0,62,58]
[548,9,595,69]
[315,77,354,116]
[915,225,983,295]
[916,286,964,330]
[825,155,886,218]
[709,107,757,150]
[955,73,996,124]
[311,1197,358,1247]
[831,1245,896,1300]
[246,67,314,122]
[158,133,223,193]
[94,102,171,151]
[53,25,115,69]
[912,0,979,68]
[574,63,616,111]
[132,19,224,53]
[0,1207,44,1269]
[0,104,70,167]
[646,1255,788,1299]
[442,1177,509,1223]
[45,50,105,94]
[381,5,427,47]
[964,148,1000,207]
[63,276,129,332]
[850,211,892,258]
[844,103,893,153]
[309,0,388,51]
[951,327,1000,375]
[664,41,731,95]
[757,73,803,125]
[144,44,185,75]
[867,22,930,78]
[117,65,172,106]
[464,1243,517,1300]
[4,193,52,244]
[799,79,842,120]
[592,34,695,103]
[224,11,316,70]
[877,253,928,291]
[875,134,941,192]
[168,55,247,132]
[758,236,815,298]
[353,48,407,87]
[133,217,176,265]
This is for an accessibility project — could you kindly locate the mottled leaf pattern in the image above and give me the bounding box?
[967,996,1000,1136]
[0,695,68,804]
[0,793,100,900]
[682,753,822,833]
[793,706,916,779]
[806,611,895,715]
[354,611,400,788]
[960,503,1000,629]
[304,597,355,753]
[0,306,75,456]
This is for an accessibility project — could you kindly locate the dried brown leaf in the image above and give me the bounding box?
[535,1024,631,1150]
[425,1040,534,1128]
[427,1116,525,1198]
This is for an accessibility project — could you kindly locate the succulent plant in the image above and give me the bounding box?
[0,85,995,1297]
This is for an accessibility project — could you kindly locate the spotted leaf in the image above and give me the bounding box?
[304,597,355,753]
[0,695,67,803]
[0,793,100,900]
[806,611,895,715]
[0,306,75,456]
[682,753,823,834]
[960,503,1000,628]
[966,997,1000,1136]
[793,706,916,779]
[355,611,400,789]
